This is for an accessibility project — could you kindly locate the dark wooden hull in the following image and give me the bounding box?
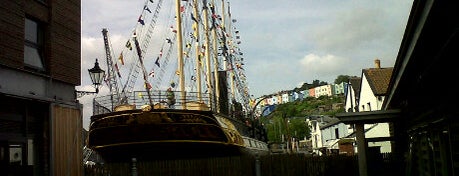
[87,108,247,161]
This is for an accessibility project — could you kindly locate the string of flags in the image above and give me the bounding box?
[111,0,249,93]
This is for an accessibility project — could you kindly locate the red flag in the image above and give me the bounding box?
[145,83,152,90]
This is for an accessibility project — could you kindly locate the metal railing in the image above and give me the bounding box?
[93,90,212,115]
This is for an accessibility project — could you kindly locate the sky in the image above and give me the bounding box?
[78,0,413,129]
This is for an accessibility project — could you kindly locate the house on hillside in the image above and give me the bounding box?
[301,90,309,99]
[292,91,304,101]
[315,84,334,98]
[281,92,289,104]
[334,82,348,96]
[308,88,315,98]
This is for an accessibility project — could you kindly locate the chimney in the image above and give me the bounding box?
[374,58,381,69]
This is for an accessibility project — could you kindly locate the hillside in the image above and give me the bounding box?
[260,95,345,143]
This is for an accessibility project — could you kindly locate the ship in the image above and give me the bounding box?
[87,0,268,162]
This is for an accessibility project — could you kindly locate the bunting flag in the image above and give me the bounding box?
[138,92,144,99]
[115,63,122,78]
[144,5,152,13]
[155,57,160,67]
[180,5,185,13]
[170,26,177,33]
[145,83,152,90]
[118,52,124,65]
[138,15,145,25]
[191,13,198,22]
[125,40,132,50]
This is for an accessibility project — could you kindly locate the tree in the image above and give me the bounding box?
[334,75,351,84]
[312,80,328,88]
[288,118,310,140]
[293,82,312,92]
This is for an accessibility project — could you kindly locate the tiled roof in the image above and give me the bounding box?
[363,67,393,95]
[348,77,361,95]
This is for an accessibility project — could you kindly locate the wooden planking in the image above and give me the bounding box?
[49,0,81,85]
[52,104,83,176]
[0,0,81,85]
[0,0,24,68]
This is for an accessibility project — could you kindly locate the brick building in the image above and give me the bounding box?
[0,0,82,175]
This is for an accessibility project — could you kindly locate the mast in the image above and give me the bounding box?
[203,0,214,110]
[210,0,220,113]
[226,2,236,102]
[134,35,153,105]
[193,0,202,102]
[176,0,186,108]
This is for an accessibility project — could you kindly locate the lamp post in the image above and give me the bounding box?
[76,59,105,98]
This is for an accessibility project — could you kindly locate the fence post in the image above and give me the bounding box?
[255,154,261,176]
[131,158,138,176]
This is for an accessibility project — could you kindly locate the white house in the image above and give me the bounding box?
[307,115,346,155]
[357,59,394,153]
[281,92,289,104]
[344,77,361,113]
[320,118,350,152]
[307,116,321,155]
[314,84,334,98]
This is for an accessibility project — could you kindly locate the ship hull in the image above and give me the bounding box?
[87,108,252,161]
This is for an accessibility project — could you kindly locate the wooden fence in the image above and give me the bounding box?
[84,153,360,176]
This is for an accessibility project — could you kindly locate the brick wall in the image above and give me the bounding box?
[0,0,81,85]
[339,142,355,155]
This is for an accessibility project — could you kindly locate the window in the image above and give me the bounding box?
[335,128,339,139]
[24,18,45,70]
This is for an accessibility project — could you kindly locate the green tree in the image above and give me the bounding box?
[334,75,351,84]
[288,118,310,140]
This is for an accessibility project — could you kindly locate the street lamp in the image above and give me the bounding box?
[76,59,105,98]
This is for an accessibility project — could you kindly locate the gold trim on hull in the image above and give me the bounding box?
[87,108,248,160]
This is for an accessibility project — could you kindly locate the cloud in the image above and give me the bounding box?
[80,0,413,119]
[299,54,354,83]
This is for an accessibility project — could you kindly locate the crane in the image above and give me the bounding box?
[102,28,122,109]
[97,0,165,108]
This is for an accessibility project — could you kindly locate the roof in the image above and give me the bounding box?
[363,67,393,96]
[348,77,361,95]
[319,117,340,130]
